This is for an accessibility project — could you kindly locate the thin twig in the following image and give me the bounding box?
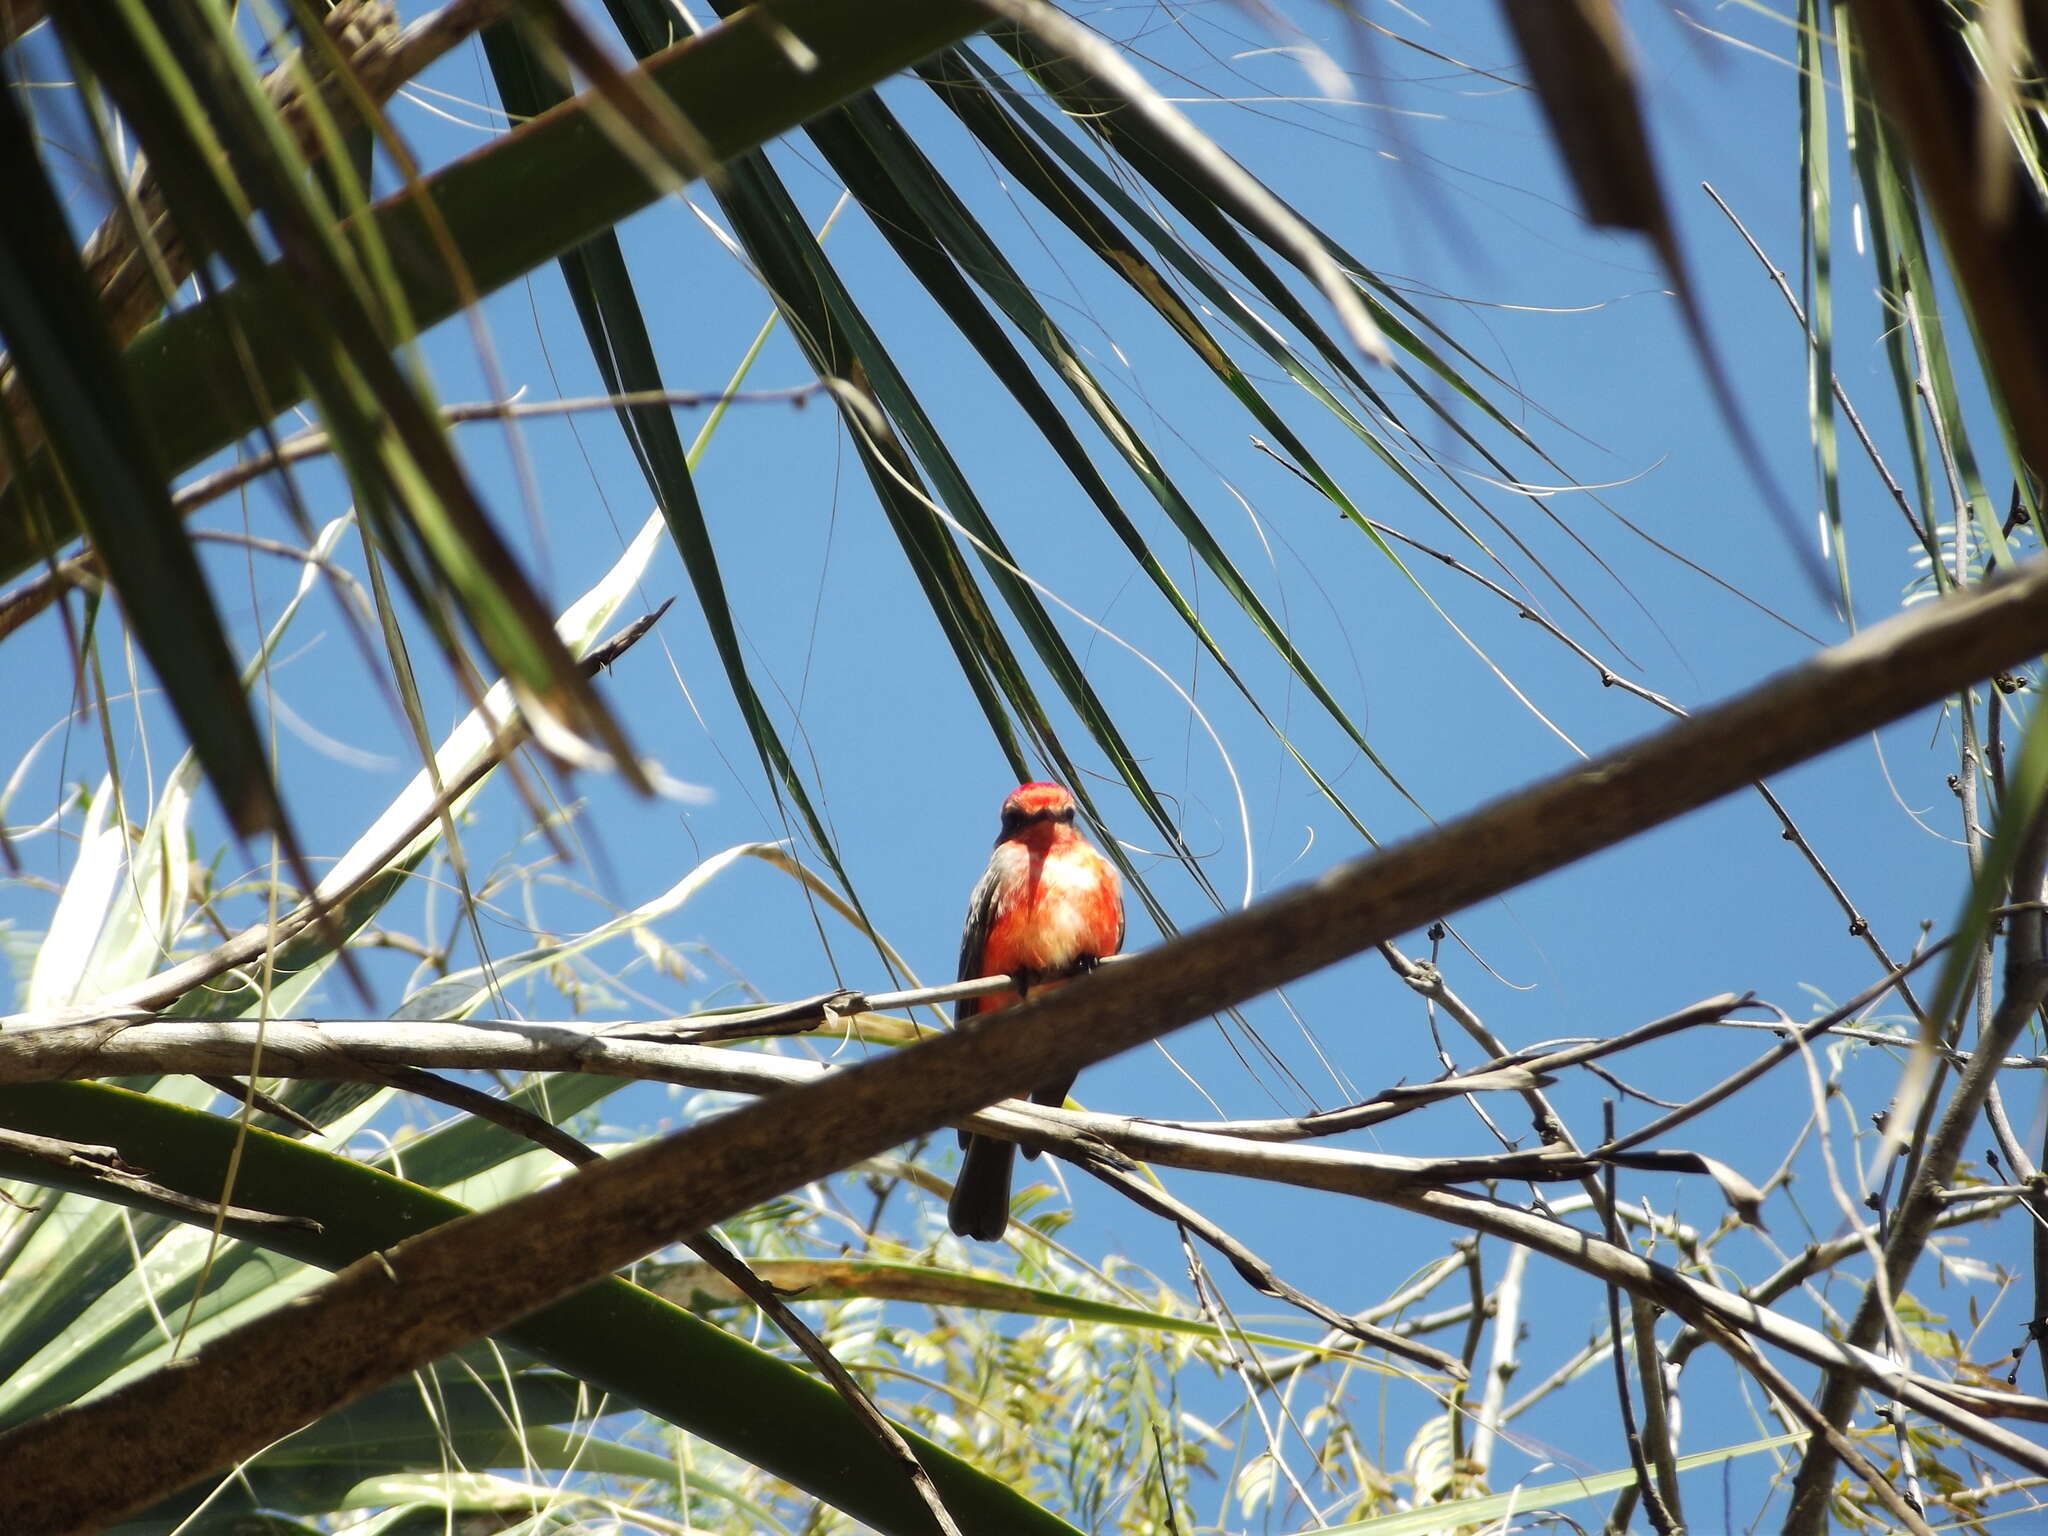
[0,1127,319,1234]
[193,1074,323,1135]
[1260,1250,1477,1386]
[1071,1151,1466,1378]
[1600,952,1957,1157]
[1599,1104,1679,1536]
[1379,943,1576,1153]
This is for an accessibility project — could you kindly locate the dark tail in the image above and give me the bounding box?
[948,1133,1016,1240]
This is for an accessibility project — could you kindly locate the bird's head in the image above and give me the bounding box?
[998,781,1078,839]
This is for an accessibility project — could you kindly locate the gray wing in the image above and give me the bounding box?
[954,855,1005,1023]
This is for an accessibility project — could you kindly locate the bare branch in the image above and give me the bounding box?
[1070,1151,1466,1378]
[1600,1105,1681,1536]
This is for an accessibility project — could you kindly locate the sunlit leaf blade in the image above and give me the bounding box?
[25,781,128,1011]
[0,1083,1082,1536]
[1798,0,1849,613]
[0,75,280,836]
[1833,7,2014,579]
[644,1256,1423,1369]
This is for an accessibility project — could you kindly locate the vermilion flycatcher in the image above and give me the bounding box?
[947,782,1125,1241]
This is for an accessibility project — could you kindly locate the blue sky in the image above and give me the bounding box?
[4,1,2037,1528]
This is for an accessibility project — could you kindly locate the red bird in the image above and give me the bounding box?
[948,782,1125,1241]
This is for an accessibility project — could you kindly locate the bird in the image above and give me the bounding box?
[947,781,1125,1241]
